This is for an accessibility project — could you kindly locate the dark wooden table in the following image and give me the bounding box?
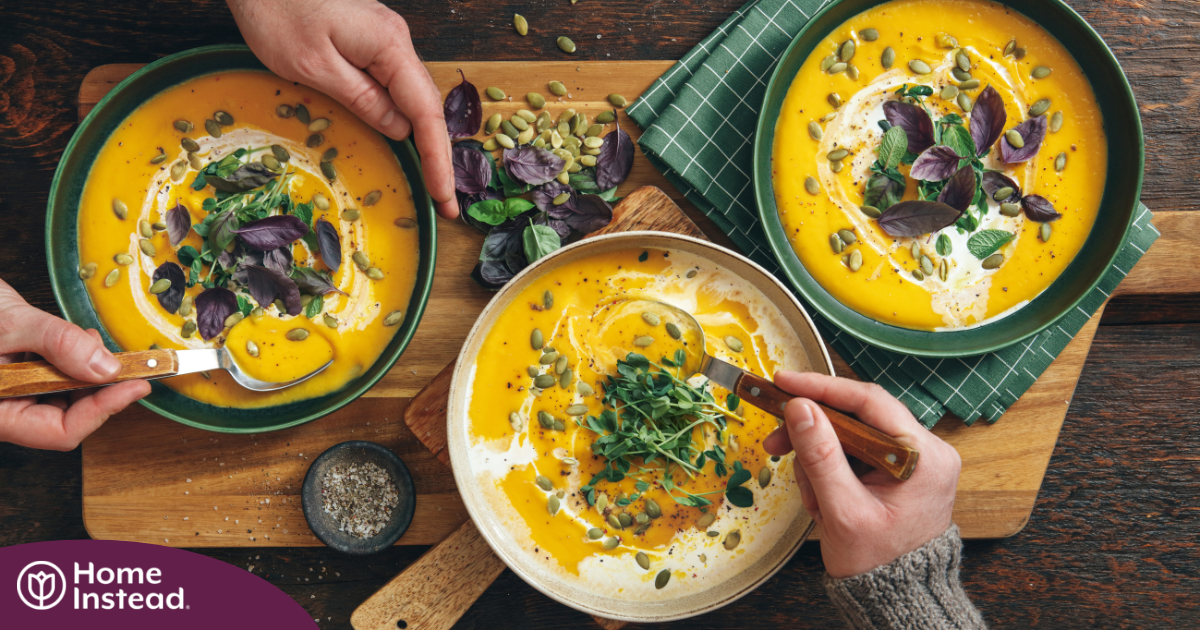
[1,1,1197,627]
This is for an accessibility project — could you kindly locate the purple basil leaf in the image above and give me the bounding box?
[165,202,192,247]
[206,163,278,193]
[234,265,302,316]
[1021,195,1063,222]
[234,215,310,251]
[909,146,964,181]
[533,181,577,215]
[217,242,261,271]
[535,214,573,241]
[937,166,977,211]
[195,287,239,340]
[152,261,185,314]
[459,188,504,234]
[315,219,341,272]
[1001,116,1048,164]
[291,266,347,296]
[982,171,1022,203]
[504,146,566,186]
[565,194,614,233]
[970,86,1007,157]
[263,246,293,274]
[878,200,964,237]
[443,69,482,140]
[595,126,635,190]
[472,261,513,290]
[453,143,492,194]
[883,101,935,154]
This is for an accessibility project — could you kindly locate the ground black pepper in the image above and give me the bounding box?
[321,462,399,538]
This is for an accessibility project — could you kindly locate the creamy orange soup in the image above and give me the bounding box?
[464,248,811,599]
[77,71,420,407]
[773,0,1106,330]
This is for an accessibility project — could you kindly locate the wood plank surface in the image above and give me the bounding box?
[78,60,1195,548]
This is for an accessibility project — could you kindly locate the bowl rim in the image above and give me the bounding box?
[752,0,1144,357]
[45,44,437,433]
[445,231,829,622]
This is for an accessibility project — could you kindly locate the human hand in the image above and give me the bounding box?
[763,372,961,578]
[227,0,457,219]
[0,279,150,451]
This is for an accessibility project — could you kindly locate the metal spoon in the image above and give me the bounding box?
[0,347,332,399]
[593,298,919,480]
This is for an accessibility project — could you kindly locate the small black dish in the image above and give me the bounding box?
[301,440,416,555]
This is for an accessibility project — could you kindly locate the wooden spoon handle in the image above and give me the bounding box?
[350,521,506,630]
[0,349,177,399]
[734,372,920,480]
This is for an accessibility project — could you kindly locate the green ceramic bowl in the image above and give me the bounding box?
[754,0,1142,357]
[45,45,436,433]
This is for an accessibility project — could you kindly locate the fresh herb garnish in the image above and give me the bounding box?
[967,229,1015,259]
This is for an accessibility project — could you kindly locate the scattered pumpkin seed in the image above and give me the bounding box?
[686,269,699,278]
[320,161,337,181]
[148,278,172,295]
[839,40,856,63]
[981,254,1004,270]
[137,219,152,238]
[243,340,260,358]
[510,116,529,132]
[860,205,882,218]
[578,381,595,396]
[608,94,628,108]
[179,295,194,317]
[827,148,849,162]
[275,104,294,118]
[534,374,556,389]
[341,208,360,222]
[860,28,879,41]
[366,267,384,280]
[598,111,618,126]
[138,239,155,257]
[548,81,567,97]
[565,404,589,416]
[204,119,221,138]
[603,537,619,551]
[557,36,576,53]
[320,313,337,329]
[881,47,896,69]
[548,495,560,515]
[383,310,405,326]
[807,121,825,141]
[913,269,925,281]
[173,119,193,133]
[152,221,167,232]
[957,93,973,112]
[921,255,934,276]
[697,512,716,529]
[225,312,244,328]
[1040,222,1053,242]
[838,229,857,245]
[805,176,820,195]
[758,466,772,488]
[724,531,741,550]
[1000,202,1021,217]
[282,327,306,341]
[185,151,202,170]
[496,134,516,149]
[912,242,922,260]
[909,59,932,75]
[537,411,555,429]
[596,494,609,512]
[171,159,188,181]
[635,552,650,570]
[351,251,370,270]
[150,151,167,165]
[181,137,201,153]
[320,147,338,163]
[1049,111,1065,133]
[1032,66,1052,79]
[586,527,604,540]
[724,336,744,353]
[641,312,661,327]
[821,55,837,72]
[660,322,681,342]
[103,268,120,287]
[618,513,632,528]
[306,118,330,133]
[939,84,959,101]
[1004,39,1017,57]
[535,475,554,491]
[633,336,654,347]
[583,136,603,149]
[259,154,281,171]
[540,351,559,366]
[958,78,981,90]
[213,111,234,126]
[1005,129,1025,149]
[305,133,325,148]
[484,86,506,101]
[513,13,528,36]
[828,62,848,74]
[556,171,569,185]
[848,249,863,272]
[956,51,972,72]
[180,320,196,338]
[993,186,1015,202]
[936,33,958,48]
[554,354,568,374]
[827,93,843,109]
[294,103,310,124]
[830,159,845,173]
[939,259,949,281]
[654,569,672,589]
[1055,152,1067,172]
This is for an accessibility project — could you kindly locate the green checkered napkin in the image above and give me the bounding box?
[627,0,1159,427]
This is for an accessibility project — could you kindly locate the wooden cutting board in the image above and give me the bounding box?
[79,61,1194,549]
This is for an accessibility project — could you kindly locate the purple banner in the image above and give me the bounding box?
[0,540,316,628]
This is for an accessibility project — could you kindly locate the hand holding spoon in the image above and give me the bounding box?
[0,347,332,399]
[595,298,919,480]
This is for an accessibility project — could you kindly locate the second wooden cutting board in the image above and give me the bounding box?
[350,185,703,630]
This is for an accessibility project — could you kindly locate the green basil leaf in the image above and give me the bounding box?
[879,125,909,171]
[725,486,754,508]
[522,224,561,263]
[177,245,201,267]
[966,229,1013,259]
[305,294,324,318]
[502,197,535,217]
[467,199,509,226]
[236,294,253,317]
[936,233,953,257]
[941,125,975,167]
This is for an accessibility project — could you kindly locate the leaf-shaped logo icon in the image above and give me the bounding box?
[17,561,66,610]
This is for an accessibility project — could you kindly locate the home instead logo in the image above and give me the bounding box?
[16,560,185,611]
[17,561,67,610]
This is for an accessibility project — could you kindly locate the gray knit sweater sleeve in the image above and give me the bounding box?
[823,525,986,630]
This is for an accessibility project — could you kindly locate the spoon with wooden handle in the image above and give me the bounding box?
[0,347,331,398]
[594,298,920,480]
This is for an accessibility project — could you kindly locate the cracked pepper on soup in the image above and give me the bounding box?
[772,0,1106,330]
[77,71,420,408]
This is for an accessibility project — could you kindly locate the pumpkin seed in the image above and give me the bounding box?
[821,55,837,72]
[540,351,559,365]
[586,527,604,540]
[394,217,418,230]
[557,36,576,53]
[213,110,234,126]
[758,466,772,488]
[305,118,330,133]
[981,254,1004,270]
[582,136,603,149]
[506,412,524,432]
[536,411,555,429]
[103,268,120,287]
[1032,66,1052,79]
[357,190,381,209]
[383,310,405,326]
[860,28,879,41]
[608,93,628,108]
[1029,98,1052,117]
[937,84,959,101]
[366,267,384,280]
[308,193,329,212]
[338,207,361,222]
[633,336,654,347]
[180,137,201,153]
[836,40,854,63]
[603,537,619,550]
[576,154,595,168]
[1047,110,1065,133]
[539,290,553,310]
[294,103,310,124]
[513,13,528,36]
[320,147,339,163]
[179,295,194,317]
[225,312,244,329]
[151,221,168,232]
[185,151,202,170]
[168,159,187,181]
[320,161,337,181]
[557,171,570,185]
[259,154,280,171]
[203,119,221,138]
[939,259,949,281]
[509,116,529,133]
[243,340,259,358]
[565,404,589,416]
[860,205,881,218]
[921,255,934,276]
[724,336,744,353]
[597,111,618,126]
[548,81,567,96]
[1040,222,1053,242]
[994,187,1015,202]
[147,278,172,295]
[496,134,516,149]
[79,262,98,280]
[596,494,609,513]
[482,86,505,102]
[534,374,556,389]
[136,239,154,257]
[275,104,294,118]
[909,59,932,75]
[618,513,632,528]
[499,119,519,139]
[724,530,741,550]
[173,119,193,133]
[828,62,847,74]
[526,366,539,378]
[351,251,370,270]
[881,47,896,69]
[306,133,324,148]
[958,78,981,90]
[848,249,863,272]
[686,269,698,279]
[696,512,716,529]
[1004,39,1017,57]
[274,299,286,312]
[150,151,167,165]
[136,219,152,239]
[806,121,825,142]
[653,569,671,589]
[838,229,857,245]
[548,495,560,515]
[951,50,970,73]
[912,242,922,260]
[936,33,958,48]
[606,513,623,530]
[913,269,925,281]
[181,320,196,338]
[1005,129,1025,149]
[957,93,973,112]
[827,93,842,109]
[578,381,595,396]
[1055,152,1068,172]
[640,312,661,327]
[830,159,845,173]
[480,113,501,136]
[322,313,338,328]
[1000,202,1021,217]
[827,148,850,162]
[555,354,568,374]
[535,475,554,491]
[805,176,820,195]
[634,551,650,570]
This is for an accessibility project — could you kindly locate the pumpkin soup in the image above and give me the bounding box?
[465,247,809,599]
[772,0,1106,330]
[77,71,420,408]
